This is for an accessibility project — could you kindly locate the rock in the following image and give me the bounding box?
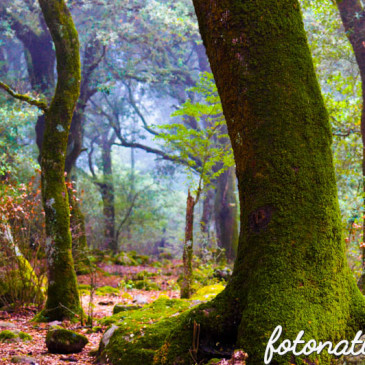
[46,328,88,354]
[98,301,114,306]
[100,324,119,348]
[11,356,39,364]
[133,295,148,305]
[213,267,232,281]
[48,320,63,327]
[0,321,16,328]
[113,304,142,315]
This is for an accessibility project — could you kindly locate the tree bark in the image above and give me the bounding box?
[181,190,195,299]
[336,0,365,292]
[38,0,82,321]
[214,166,238,261]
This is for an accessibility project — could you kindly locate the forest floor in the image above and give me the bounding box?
[0,261,182,365]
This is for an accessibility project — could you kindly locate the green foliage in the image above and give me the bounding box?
[156,72,234,195]
[0,101,39,180]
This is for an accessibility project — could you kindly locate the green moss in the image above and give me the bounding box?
[113,304,142,315]
[98,298,194,364]
[129,251,150,265]
[78,284,91,295]
[95,286,120,296]
[114,252,138,266]
[0,330,18,342]
[98,288,230,364]
[133,270,155,280]
[99,297,191,327]
[0,269,44,305]
[18,332,32,341]
[150,261,163,268]
[0,330,32,342]
[46,327,88,354]
[190,284,225,301]
[133,279,160,291]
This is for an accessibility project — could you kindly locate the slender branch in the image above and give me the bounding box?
[124,82,159,136]
[0,81,48,112]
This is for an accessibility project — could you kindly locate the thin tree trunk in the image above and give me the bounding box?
[39,0,82,321]
[181,190,195,299]
[214,166,238,260]
[201,188,214,236]
[100,134,116,253]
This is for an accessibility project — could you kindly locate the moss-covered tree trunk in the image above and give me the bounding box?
[38,0,82,321]
[186,0,365,362]
[181,190,196,299]
[0,217,44,304]
[214,166,238,260]
[1,4,92,262]
[336,0,365,293]
[155,0,365,363]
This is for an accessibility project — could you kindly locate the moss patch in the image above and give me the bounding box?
[190,284,225,302]
[98,286,229,364]
[99,297,191,327]
[95,286,120,296]
[46,327,88,354]
[0,330,32,342]
[98,297,194,364]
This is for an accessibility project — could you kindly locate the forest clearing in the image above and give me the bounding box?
[3,0,365,364]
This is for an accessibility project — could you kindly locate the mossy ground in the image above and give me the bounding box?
[98,286,226,364]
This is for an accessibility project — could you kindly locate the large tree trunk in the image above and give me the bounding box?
[214,166,238,261]
[156,0,365,363]
[39,0,82,321]
[336,0,365,293]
